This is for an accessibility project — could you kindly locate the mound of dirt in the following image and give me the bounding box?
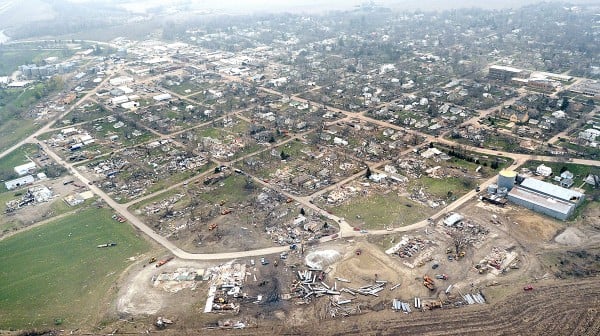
[555,227,585,246]
[305,250,341,269]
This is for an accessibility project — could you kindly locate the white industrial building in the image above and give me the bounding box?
[507,178,584,220]
[14,162,37,176]
[5,175,35,190]
[153,93,172,101]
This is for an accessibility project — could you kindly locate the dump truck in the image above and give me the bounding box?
[423,275,436,291]
[208,223,218,231]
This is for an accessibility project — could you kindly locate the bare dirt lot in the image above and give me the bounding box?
[0,178,93,237]
[86,199,600,336]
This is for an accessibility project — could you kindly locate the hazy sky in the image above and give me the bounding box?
[59,0,591,13]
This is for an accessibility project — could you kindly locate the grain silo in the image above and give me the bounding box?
[498,170,517,191]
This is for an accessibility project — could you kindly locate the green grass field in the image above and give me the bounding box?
[0,207,150,329]
[411,176,474,199]
[330,193,434,230]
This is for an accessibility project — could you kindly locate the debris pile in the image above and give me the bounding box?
[152,267,204,293]
[203,263,246,313]
[476,247,519,275]
[385,236,431,258]
[327,298,362,318]
[5,186,54,212]
[462,292,486,305]
[291,268,389,305]
[392,299,412,313]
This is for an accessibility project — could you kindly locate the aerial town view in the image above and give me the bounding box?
[0,0,599,335]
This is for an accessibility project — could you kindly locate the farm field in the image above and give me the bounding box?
[0,207,150,329]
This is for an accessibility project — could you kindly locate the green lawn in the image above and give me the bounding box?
[329,193,434,230]
[0,207,150,329]
[0,119,39,155]
[412,176,474,199]
[0,79,65,153]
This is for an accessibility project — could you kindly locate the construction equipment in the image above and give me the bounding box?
[208,223,218,231]
[523,285,534,291]
[221,209,232,215]
[423,275,435,291]
[156,256,174,267]
[149,257,157,264]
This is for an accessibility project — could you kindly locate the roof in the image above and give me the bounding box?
[499,169,517,178]
[520,178,583,202]
[444,213,464,226]
[490,65,524,73]
[153,93,172,101]
[5,175,35,189]
[508,186,573,215]
[14,162,37,175]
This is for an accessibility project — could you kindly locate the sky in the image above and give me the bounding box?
[59,0,595,13]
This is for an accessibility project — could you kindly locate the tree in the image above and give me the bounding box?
[365,166,372,178]
[448,229,469,254]
[300,208,306,216]
[244,177,255,191]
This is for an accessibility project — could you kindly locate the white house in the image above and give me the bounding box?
[536,164,553,177]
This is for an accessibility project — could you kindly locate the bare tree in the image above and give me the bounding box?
[448,229,470,254]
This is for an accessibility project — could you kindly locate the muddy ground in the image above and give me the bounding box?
[79,199,600,335]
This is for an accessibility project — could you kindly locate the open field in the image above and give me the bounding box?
[329,192,432,230]
[0,120,39,155]
[0,77,65,153]
[0,207,150,329]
